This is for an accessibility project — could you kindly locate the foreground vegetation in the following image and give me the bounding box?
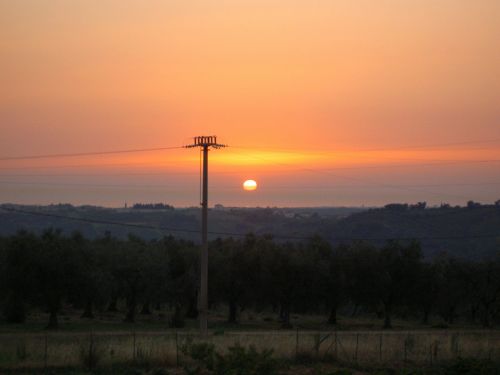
[1,348,498,375]
[1,230,499,331]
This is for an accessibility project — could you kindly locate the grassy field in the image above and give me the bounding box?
[1,308,498,373]
[0,328,498,370]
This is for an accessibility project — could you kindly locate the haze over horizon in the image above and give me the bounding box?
[1,1,499,207]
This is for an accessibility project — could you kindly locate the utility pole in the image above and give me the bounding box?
[185,136,226,335]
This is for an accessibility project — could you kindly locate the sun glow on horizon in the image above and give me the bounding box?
[0,1,498,206]
[243,179,257,191]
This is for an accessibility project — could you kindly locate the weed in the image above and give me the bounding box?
[214,344,279,375]
[295,350,315,365]
[444,357,500,375]
[180,341,216,374]
[78,341,102,370]
[15,342,27,361]
[326,371,353,375]
[149,368,170,375]
[134,345,153,369]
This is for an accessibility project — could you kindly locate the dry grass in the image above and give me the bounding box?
[0,307,498,371]
[0,329,498,370]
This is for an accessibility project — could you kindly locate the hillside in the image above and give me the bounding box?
[0,203,498,260]
[319,203,500,260]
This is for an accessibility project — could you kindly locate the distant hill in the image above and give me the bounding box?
[0,203,364,241]
[318,203,500,260]
[0,203,498,260]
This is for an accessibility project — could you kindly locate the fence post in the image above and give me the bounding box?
[488,332,492,361]
[132,331,136,361]
[334,328,338,360]
[295,328,299,359]
[44,332,48,371]
[355,333,359,364]
[379,334,383,363]
[314,332,320,358]
[89,330,94,371]
[429,342,432,366]
[176,331,179,367]
[434,340,439,364]
[404,332,408,363]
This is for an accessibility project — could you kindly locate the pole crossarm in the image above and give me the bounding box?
[184,135,227,149]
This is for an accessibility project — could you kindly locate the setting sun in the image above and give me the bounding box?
[243,179,257,191]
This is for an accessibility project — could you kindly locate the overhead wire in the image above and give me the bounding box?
[228,148,476,200]
[1,138,498,243]
[230,137,500,153]
[1,137,498,163]
[317,159,500,171]
[0,146,183,161]
[1,206,498,242]
[1,138,499,201]
[0,180,499,190]
[2,153,499,172]
[0,160,187,171]
[0,171,233,177]
[0,158,499,179]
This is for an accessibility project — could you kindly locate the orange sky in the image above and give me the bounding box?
[0,0,499,206]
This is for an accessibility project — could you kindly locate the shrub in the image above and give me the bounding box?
[181,342,279,375]
[294,350,315,365]
[150,368,170,375]
[134,345,153,368]
[188,343,216,370]
[327,371,353,375]
[214,344,278,375]
[79,341,102,370]
[15,342,27,361]
[181,341,216,374]
[443,358,500,375]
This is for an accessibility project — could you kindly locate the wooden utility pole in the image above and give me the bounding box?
[185,136,226,335]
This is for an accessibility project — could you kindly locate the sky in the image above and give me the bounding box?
[0,0,499,207]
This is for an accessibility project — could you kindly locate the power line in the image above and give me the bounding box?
[231,138,500,153]
[0,146,183,161]
[0,206,200,234]
[0,171,205,177]
[1,159,499,177]
[229,149,476,201]
[0,180,499,190]
[2,137,498,163]
[318,159,500,171]
[1,152,496,171]
[1,206,498,242]
[0,160,188,171]
[0,181,201,189]
[341,138,500,152]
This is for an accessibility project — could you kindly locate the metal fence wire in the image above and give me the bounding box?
[0,330,498,370]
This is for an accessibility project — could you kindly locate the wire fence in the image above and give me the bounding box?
[0,330,498,370]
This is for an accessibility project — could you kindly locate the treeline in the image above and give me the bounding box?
[131,203,174,210]
[383,200,500,211]
[0,230,499,329]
